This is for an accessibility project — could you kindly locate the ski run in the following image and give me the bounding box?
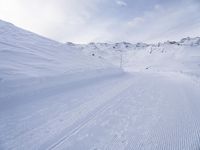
[0,20,200,150]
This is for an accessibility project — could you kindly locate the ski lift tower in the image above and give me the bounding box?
[117,49,123,69]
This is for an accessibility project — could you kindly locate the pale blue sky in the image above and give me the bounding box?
[0,0,199,43]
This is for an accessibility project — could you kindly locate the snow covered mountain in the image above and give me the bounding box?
[67,37,200,74]
[179,37,200,46]
[1,20,200,150]
[0,20,123,149]
[0,20,117,81]
[0,19,125,108]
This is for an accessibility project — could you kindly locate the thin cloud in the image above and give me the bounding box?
[127,17,145,28]
[116,0,127,7]
[0,0,199,43]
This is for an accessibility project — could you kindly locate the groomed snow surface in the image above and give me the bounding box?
[1,20,200,150]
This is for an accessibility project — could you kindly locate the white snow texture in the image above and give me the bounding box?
[1,20,200,150]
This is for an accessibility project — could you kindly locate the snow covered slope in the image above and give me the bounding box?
[0,19,123,108]
[0,20,122,97]
[0,20,115,81]
[1,70,200,150]
[68,38,200,75]
[1,20,200,150]
[68,42,150,69]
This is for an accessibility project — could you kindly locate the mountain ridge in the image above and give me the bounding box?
[67,36,200,50]
[66,36,200,74]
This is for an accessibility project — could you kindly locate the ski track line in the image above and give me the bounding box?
[102,99,133,150]
[51,77,144,150]
[47,78,135,150]
[100,86,145,150]
[127,77,160,150]
[1,74,134,150]
[126,76,200,150]
[5,94,103,147]
[9,77,116,134]
[2,73,200,149]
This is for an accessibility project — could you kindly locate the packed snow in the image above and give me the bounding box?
[1,20,200,150]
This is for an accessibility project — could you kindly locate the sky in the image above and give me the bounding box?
[0,0,200,44]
